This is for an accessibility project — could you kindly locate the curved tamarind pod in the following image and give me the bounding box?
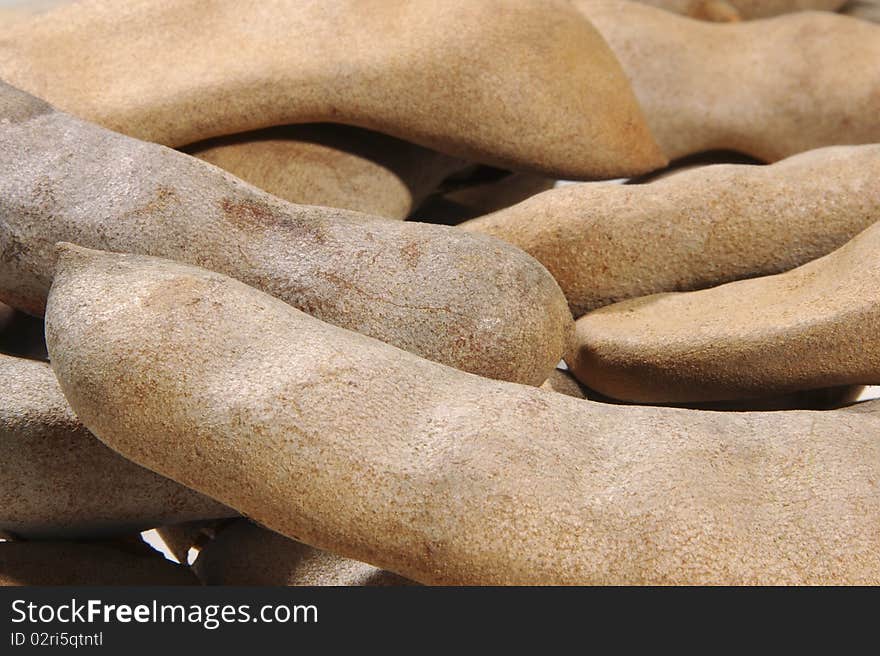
[462,145,880,317]
[635,0,846,20]
[0,353,235,539]
[46,246,880,585]
[0,0,665,179]
[576,1,880,161]
[0,540,198,585]
[185,125,467,220]
[0,81,571,385]
[194,521,412,586]
[569,221,880,404]
[842,0,880,21]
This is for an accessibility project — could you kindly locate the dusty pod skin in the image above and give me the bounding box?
[462,145,880,317]
[842,0,880,21]
[185,125,467,220]
[0,353,236,539]
[194,521,413,586]
[0,0,665,179]
[45,246,880,585]
[0,540,198,585]
[0,82,572,386]
[569,221,880,404]
[577,1,880,161]
[635,0,846,20]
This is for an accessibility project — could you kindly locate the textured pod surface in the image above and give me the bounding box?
[569,222,880,403]
[0,0,665,179]
[0,81,572,385]
[186,125,467,220]
[194,521,412,586]
[0,353,235,538]
[636,0,846,19]
[46,247,880,585]
[579,1,880,161]
[0,540,198,585]
[463,145,880,316]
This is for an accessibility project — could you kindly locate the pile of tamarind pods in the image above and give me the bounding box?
[0,0,878,586]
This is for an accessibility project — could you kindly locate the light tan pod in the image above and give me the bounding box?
[463,145,880,317]
[194,521,412,586]
[0,540,198,585]
[0,81,572,386]
[569,221,880,404]
[842,0,880,21]
[0,353,235,539]
[635,0,846,20]
[0,0,665,179]
[45,246,880,585]
[186,125,466,220]
[577,1,880,161]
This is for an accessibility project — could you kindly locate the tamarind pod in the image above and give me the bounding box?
[462,145,880,317]
[0,81,572,385]
[46,245,880,585]
[577,1,880,161]
[0,0,665,179]
[569,221,880,403]
[0,353,236,539]
[185,125,467,220]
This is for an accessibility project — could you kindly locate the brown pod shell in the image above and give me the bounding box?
[0,81,572,385]
[569,222,880,403]
[45,246,880,585]
[0,353,236,539]
[0,0,665,179]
